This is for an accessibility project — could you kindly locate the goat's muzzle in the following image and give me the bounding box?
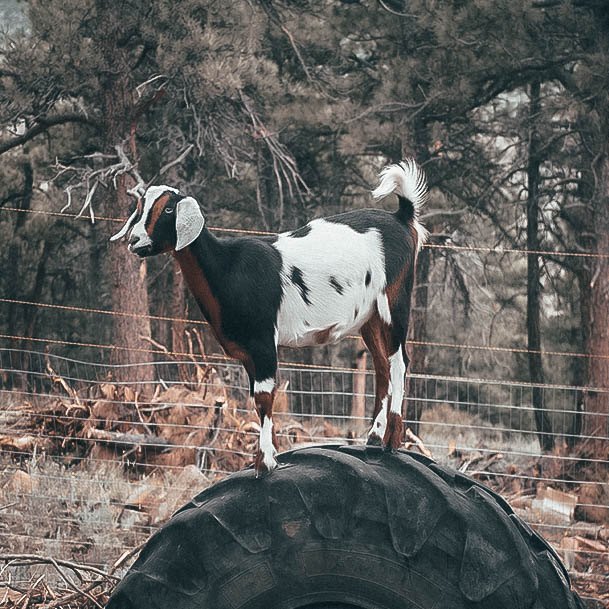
[130,244,153,257]
[128,235,152,257]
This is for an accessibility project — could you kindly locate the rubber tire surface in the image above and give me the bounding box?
[107,445,586,609]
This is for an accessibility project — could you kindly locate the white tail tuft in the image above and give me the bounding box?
[372,158,429,248]
[372,158,428,215]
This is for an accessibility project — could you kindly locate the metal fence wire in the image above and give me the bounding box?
[0,346,608,605]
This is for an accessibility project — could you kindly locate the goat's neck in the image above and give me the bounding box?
[172,229,227,326]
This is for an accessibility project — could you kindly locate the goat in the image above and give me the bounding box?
[110,159,428,476]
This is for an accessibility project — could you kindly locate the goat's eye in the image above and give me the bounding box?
[164,207,175,214]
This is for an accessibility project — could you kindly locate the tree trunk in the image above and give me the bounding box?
[96,1,154,385]
[6,161,32,340]
[23,238,52,347]
[171,267,187,353]
[172,263,193,383]
[569,268,591,447]
[5,161,33,390]
[580,154,609,460]
[105,179,154,385]
[526,81,554,451]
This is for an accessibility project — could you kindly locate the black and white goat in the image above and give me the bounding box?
[111,159,428,476]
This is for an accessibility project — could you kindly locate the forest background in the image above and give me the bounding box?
[1,0,608,461]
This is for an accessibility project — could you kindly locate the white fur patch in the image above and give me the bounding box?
[273,219,388,347]
[377,292,391,325]
[368,396,388,440]
[260,416,277,470]
[413,219,429,252]
[128,230,152,250]
[254,377,275,394]
[389,350,406,415]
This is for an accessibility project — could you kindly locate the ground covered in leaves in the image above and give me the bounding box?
[0,381,607,607]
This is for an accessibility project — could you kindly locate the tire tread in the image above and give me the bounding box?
[107,445,585,609]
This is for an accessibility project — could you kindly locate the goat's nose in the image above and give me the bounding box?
[129,234,140,247]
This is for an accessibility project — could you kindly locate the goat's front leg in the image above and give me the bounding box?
[248,345,279,477]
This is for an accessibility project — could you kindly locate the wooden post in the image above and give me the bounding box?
[351,339,368,435]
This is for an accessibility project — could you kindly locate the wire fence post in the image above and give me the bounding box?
[351,339,367,435]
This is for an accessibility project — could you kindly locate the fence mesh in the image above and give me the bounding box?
[0,346,607,605]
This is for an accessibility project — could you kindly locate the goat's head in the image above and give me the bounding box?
[110,185,205,256]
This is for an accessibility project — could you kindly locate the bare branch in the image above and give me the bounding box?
[53,142,145,221]
[377,0,416,17]
[159,144,194,177]
[240,91,310,200]
[0,113,100,155]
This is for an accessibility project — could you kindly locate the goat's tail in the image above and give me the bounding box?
[372,158,428,219]
[372,158,429,246]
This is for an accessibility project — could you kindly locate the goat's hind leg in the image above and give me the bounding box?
[361,317,391,446]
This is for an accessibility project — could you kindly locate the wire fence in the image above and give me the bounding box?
[3,146,609,605]
[3,203,609,260]
[1,343,608,605]
[5,295,609,364]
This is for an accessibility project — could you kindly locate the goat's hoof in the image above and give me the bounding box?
[366,433,383,447]
[254,450,278,478]
[382,412,404,451]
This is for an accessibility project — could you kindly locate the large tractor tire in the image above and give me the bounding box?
[107,445,586,609]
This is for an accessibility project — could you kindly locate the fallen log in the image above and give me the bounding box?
[86,429,174,452]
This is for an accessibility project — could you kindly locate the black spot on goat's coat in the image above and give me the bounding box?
[290,266,311,305]
[365,270,371,287]
[289,224,312,238]
[330,276,344,295]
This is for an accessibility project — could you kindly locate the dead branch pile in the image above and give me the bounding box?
[0,354,347,477]
[0,553,125,609]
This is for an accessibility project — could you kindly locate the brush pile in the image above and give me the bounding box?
[0,359,607,606]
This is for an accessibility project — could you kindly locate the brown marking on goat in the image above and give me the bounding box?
[173,248,253,374]
[254,451,267,476]
[386,225,418,308]
[146,193,171,236]
[361,313,391,424]
[383,411,404,450]
[253,387,276,417]
[386,266,408,309]
[314,324,337,345]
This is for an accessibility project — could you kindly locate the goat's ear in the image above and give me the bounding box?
[109,209,138,242]
[175,196,205,251]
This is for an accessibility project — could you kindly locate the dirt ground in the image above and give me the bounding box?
[1,383,607,607]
